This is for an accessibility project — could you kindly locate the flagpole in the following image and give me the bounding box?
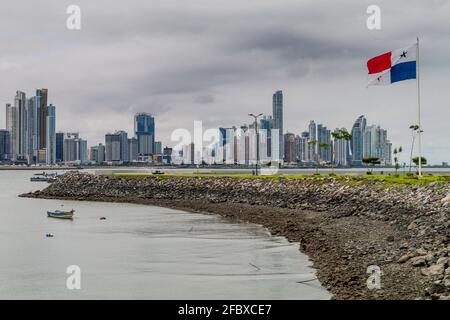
[416,36,422,177]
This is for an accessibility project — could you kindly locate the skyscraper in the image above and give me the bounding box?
[105,131,129,163]
[37,89,48,150]
[105,133,120,163]
[0,130,10,161]
[333,128,350,167]
[298,131,310,163]
[117,131,129,162]
[283,132,296,163]
[128,137,138,162]
[63,133,82,163]
[14,91,27,160]
[46,104,56,165]
[26,96,41,162]
[56,132,64,162]
[308,120,317,161]
[89,143,106,164]
[272,90,283,161]
[259,116,273,158]
[317,124,332,162]
[134,113,155,156]
[5,103,15,157]
[351,115,367,166]
[78,139,88,164]
[363,124,391,165]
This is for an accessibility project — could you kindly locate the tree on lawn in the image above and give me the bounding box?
[412,156,427,174]
[308,139,318,174]
[362,157,381,174]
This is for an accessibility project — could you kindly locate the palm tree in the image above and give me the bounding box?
[408,125,420,173]
[331,129,352,172]
[308,139,318,173]
[412,156,427,174]
[393,146,403,174]
[363,157,381,174]
[331,131,340,174]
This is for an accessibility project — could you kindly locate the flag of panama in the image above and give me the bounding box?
[367,43,417,86]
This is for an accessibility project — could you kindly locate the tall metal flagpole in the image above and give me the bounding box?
[416,36,422,177]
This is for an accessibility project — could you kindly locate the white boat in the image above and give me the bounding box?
[47,209,74,219]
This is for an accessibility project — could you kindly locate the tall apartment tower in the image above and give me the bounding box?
[134,113,155,156]
[308,120,317,161]
[5,103,15,157]
[37,89,48,150]
[272,90,283,161]
[351,115,367,166]
[46,104,56,165]
[14,91,27,160]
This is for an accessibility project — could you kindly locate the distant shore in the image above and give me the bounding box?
[21,172,450,299]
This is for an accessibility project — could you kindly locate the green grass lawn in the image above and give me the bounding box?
[110,171,450,187]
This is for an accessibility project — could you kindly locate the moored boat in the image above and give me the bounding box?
[47,209,75,219]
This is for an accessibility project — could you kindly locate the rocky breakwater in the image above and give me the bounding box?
[21,172,450,300]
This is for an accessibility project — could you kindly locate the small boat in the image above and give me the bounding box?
[47,209,75,219]
[30,175,57,183]
[152,170,164,175]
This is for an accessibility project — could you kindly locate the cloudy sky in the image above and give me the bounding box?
[1,0,449,164]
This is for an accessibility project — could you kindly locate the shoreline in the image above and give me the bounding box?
[21,173,450,300]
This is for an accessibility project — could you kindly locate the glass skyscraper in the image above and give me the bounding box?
[46,104,56,165]
[134,113,155,156]
[56,132,64,162]
[272,91,283,161]
[351,115,367,166]
[0,130,10,161]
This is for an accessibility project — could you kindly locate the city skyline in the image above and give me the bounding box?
[0,87,442,166]
[0,1,449,164]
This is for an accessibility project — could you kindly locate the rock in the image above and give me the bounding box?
[411,256,427,267]
[407,222,418,230]
[436,257,448,267]
[416,248,427,256]
[421,264,445,278]
[427,283,447,295]
[398,253,414,264]
[444,277,450,288]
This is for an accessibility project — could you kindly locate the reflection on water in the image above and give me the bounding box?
[0,170,330,299]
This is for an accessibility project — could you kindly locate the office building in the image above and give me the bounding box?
[46,105,56,164]
[56,132,64,162]
[89,143,106,164]
[0,130,10,161]
[37,89,48,150]
[283,133,296,163]
[128,137,138,162]
[317,124,332,162]
[272,90,283,161]
[333,128,349,167]
[351,115,367,166]
[134,113,155,156]
[5,103,15,157]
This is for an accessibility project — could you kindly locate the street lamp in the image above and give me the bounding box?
[248,113,263,176]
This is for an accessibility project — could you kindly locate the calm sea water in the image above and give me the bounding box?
[0,171,330,299]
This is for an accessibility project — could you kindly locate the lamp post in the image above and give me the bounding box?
[248,113,263,176]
